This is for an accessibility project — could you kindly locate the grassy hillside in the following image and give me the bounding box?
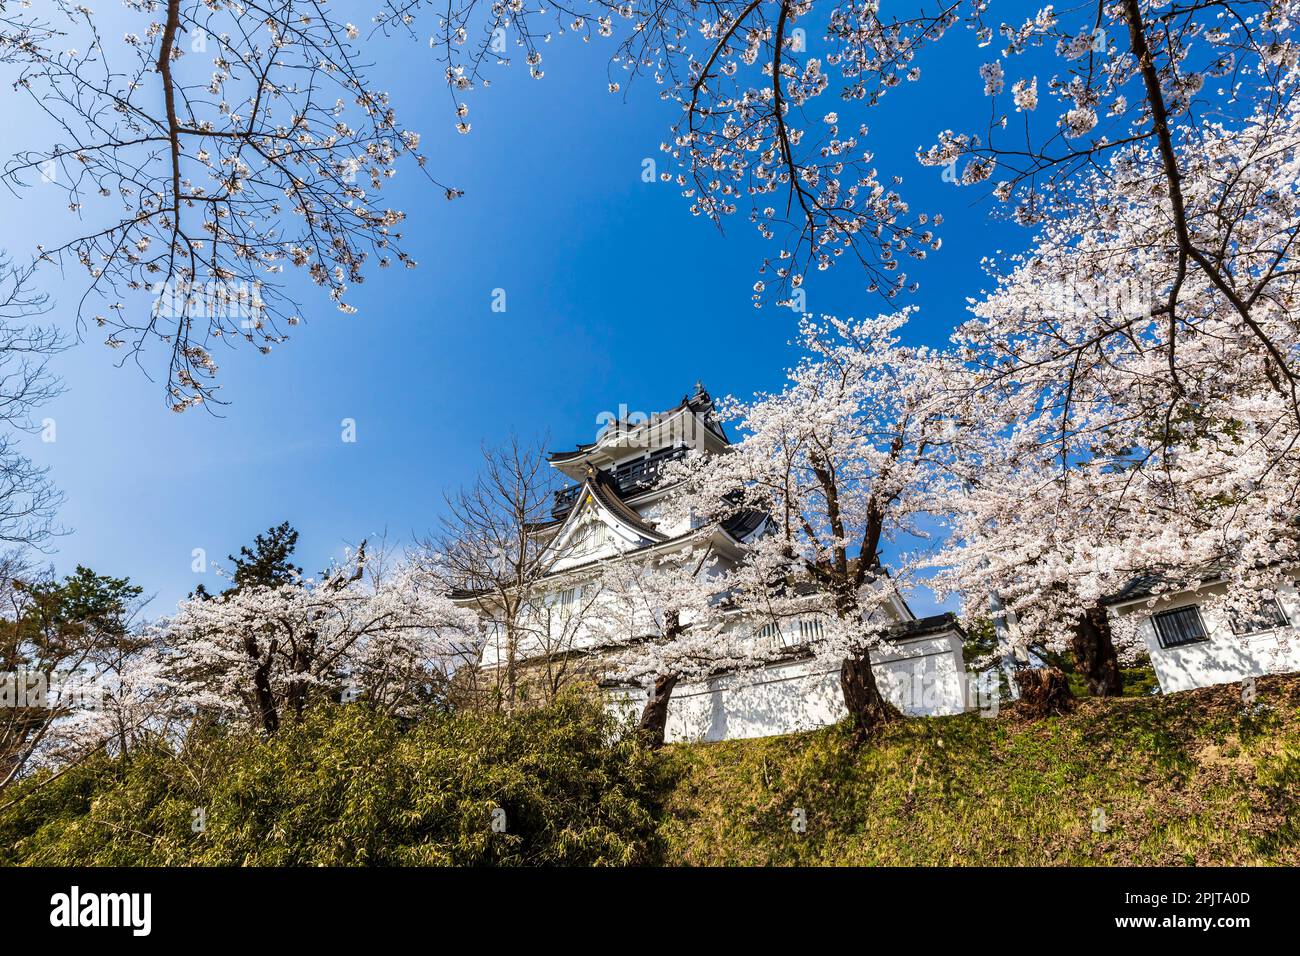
[658,675,1300,865]
[3,677,1298,866]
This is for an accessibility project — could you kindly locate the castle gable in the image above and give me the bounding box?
[544,474,667,574]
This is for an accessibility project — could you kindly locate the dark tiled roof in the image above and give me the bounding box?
[1101,557,1235,606]
[583,468,668,542]
[720,509,767,541]
[548,384,726,463]
[552,445,688,518]
[893,611,964,639]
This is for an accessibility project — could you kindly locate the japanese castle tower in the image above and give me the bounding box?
[460,383,969,742]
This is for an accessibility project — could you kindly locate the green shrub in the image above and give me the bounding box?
[0,692,665,866]
[7,677,1300,867]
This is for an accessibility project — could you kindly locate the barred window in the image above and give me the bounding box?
[754,621,784,653]
[1152,606,1209,649]
[553,586,580,612]
[798,618,825,643]
[1229,598,1290,636]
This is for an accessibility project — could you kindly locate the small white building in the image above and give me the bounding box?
[456,384,970,742]
[1104,570,1300,693]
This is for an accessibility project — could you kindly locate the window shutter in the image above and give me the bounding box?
[1228,598,1290,635]
[1152,606,1209,649]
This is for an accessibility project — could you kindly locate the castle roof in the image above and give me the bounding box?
[581,466,669,543]
[547,383,728,479]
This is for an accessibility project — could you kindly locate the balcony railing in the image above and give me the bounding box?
[753,616,826,656]
[551,447,687,517]
[552,484,582,514]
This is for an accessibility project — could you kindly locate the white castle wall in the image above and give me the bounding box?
[607,633,969,743]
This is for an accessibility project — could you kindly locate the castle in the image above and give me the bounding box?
[455,384,970,741]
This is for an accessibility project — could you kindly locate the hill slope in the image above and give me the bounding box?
[658,675,1300,865]
[3,676,1298,866]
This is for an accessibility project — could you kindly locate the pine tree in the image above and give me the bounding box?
[229,522,302,592]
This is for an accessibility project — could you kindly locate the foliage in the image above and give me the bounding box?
[158,525,479,734]
[227,521,302,594]
[1,559,152,790]
[0,692,665,866]
[960,616,998,669]
[6,677,1299,867]
[963,615,1158,699]
[659,674,1300,865]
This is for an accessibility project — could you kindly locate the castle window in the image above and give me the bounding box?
[798,618,825,643]
[1152,606,1209,649]
[1228,598,1290,635]
[755,621,782,651]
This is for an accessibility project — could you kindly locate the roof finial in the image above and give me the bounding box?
[694,378,706,395]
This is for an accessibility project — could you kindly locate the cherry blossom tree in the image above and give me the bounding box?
[663,310,953,733]
[158,545,478,734]
[931,66,1300,693]
[388,0,1299,318]
[0,557,160,794]
[588,544,731,747]
[382,0,989,304]
[7,0,1294,408]
[923,2,1300,402]
[929,460,1145,697]
[0,1,447,409]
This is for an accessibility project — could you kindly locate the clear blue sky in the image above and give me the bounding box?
[0,11,1025,616]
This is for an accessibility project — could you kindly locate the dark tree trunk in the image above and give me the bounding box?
[839,648,900,735]
[242,633,280,735]
[1071,605,1123,697]
[251,663,279,735]
[1014,667,1074,718]
[637,673,679,749]
[285,643,313,722]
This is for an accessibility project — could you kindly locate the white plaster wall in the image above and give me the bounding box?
[1131,581,1300,693]
[607,632,969,743]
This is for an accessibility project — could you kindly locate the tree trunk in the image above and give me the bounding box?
[1071,605,1123,697]
[0,740,26,791]
[252,664,279,736]
[637,673,678,749]
[285,646,311,723]
[839,648,900,735]
[242,633,280,735]
[1014,667,1074,718]
[504,625,519,712]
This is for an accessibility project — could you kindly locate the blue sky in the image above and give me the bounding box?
[0,10,1027,616]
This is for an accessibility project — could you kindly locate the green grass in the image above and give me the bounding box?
[657,674,1300,865]
[5,677,1298,866]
